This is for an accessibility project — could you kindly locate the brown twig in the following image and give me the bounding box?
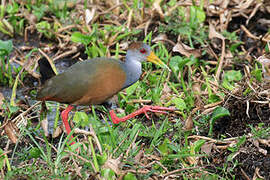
[125,130,140,157]
[64,150,96,172]
[12,101,42,124]
[240,25,260,40]
[0,150,12,158]
[38,48,58,75]
[52,46,78,61]
[215,38,225,80]
[162,166,201,177]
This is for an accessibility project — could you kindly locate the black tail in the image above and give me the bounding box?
[38,57,56,84]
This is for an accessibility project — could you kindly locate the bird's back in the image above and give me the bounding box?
[36,58,127,105]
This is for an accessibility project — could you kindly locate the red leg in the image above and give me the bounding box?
[61,105,75,145]
[110,105,176,124]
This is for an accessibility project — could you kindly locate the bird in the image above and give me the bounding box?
[36,42,175,144]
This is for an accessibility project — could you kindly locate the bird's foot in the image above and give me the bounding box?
[61,105,75,145]
[139,105,176,119]
[110,105,176,124]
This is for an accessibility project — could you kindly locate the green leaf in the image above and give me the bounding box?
[173,98,186,111]
[36,21,51,32]
[88,45,100,58]
[36,21,52,38]
[158,138,171,155]
[222,70,242,90]
[227,152,237,162]
[73,111,89,127]
[227,136,246,161]
[178,58,190,70]
[230,42,242,52]
[101,168,115,180]
[169,56,193,73]
[190,6,206,23]
[6,2,19,14]
[0,148,5,169]
[208,94,221,103]
[126,81,140,96]
[8,104,19,114]
[222,79,234,91]
[208,107,230,136]
[0,40,13,56]
[29,147,42,159]
[33,4,47,21]
[96,153,107,166]
[194,139,206,153]
[152,87,161,104]
[224,70,242,82]
[150,118,168,147]
[70,32,92,45]
[124,172,137,180]
[211,106,230,121]
[265,43,270,53]
[169,56,181,73]
[251,64,262,82]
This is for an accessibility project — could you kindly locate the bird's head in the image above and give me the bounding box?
[126,42,169,69]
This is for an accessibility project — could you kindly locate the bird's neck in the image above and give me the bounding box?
[121,57,142,89]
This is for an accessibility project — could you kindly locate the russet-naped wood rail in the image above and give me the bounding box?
[37,42,174,144]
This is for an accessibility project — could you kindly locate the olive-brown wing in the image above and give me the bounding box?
[36,58,126,105]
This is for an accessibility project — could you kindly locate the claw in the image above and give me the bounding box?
[110,105,176,123]
[143,110,151,119]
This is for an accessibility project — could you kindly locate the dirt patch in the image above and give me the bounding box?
[214,98,270,138]
[208,95,270,179]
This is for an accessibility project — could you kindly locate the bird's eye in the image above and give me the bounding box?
[140,48,147,54]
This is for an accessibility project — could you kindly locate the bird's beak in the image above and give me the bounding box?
[147,52,170,71]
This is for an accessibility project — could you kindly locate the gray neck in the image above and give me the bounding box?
[121,56,142,89]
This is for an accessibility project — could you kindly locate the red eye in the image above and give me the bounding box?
[140,48,147,54]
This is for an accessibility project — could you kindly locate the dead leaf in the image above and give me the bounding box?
[240,25,260,40]
[257,55,270,81]
[127,9,133,29]
[254,167,264,179]
[172,42,201,58]
[262,32,270,43]
[153,34,168,43]
[4,121,19,143]
[186,142,198,165]
[201,142,213,155]
[103,157,122,175]
[73,163,82,178]
[153,33,176,46]
[209,23,226,80]
[184,116,193,131]
[23,10,37,26]
[258,138,270,147]
[236,0,255,10]
[192,82,204,108]
[105,0,120,15]
[0,92,4,110]
[209,23,225,40]
[266,4,270,14]
[52,126,63,138]
[253,139,267,156]
[118,42,129,53]
[163,83,171,94]
[41,118,49,137]
[160,83,172,103]
[134,149,144,163]
[152,0,164,19]
[221,0,230,9]
[85,9,96,24]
